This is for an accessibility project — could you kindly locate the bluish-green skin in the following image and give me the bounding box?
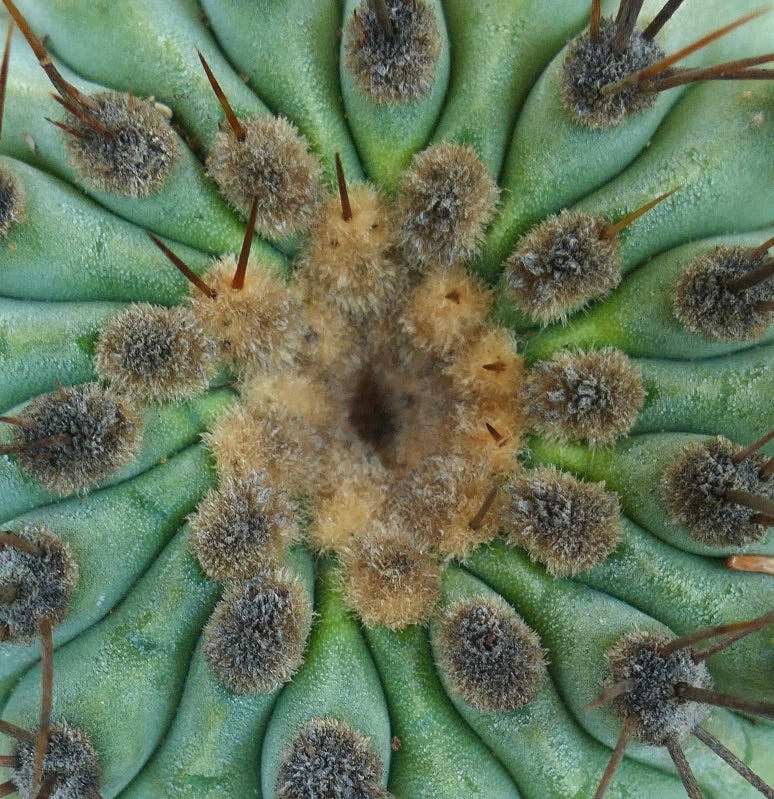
[523,230,774,352]
[0,157,215,304]
[0,389,233,522]
[365,623,521,799]
[0,445,216,702]
[120,546,314,799]
[481,0,773,274]
[338,0,450,190]
[528,433,774,557]
[0,1,771,798]
[432,566,687,799]
[0,297,117,407]
[0,21,284,260]
[433,0,593,175]
[261,559,391,797]
[3,526,220,798]
[120,639,278,799]
[467,544,774,799]
[632,344,774,442]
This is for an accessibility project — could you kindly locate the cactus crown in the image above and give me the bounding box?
[0,0,772,797]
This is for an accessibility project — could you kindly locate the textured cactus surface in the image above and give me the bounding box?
[0,1,772,798]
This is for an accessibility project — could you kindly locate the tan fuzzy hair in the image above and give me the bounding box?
[340,348,460,471]
[298,185,408,321]
[444,327,524,401]
[339,527,442,629]
[206,114,323,239]
[399,266,492,358]
[387,455,503,559]
[446,326,526,473]
[454,394,525,476]
[241,372,338,432]
[299,299,366,375]
[94,303,216,404]
[308,461,388,552]
[190,257,305,374]
[396,142,500,269]
[205,402,323,493]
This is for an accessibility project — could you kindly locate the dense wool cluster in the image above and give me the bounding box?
[12,722,102,799]
[399,266,491,357]
[386,455,502,558]
[298,184,405,322]
[0,164,24,236]
[339,528,443,629]
[436,596,547,712]
[203,570,312,694]
[523,348,645,446]
[605,630,712,746]
[9,383,142,495]
[344,0,442,104]
[673,245,774,342]
[0,525,78,643]
[64,91,179,196]
[502,466,622,576]
[94,303,216,403]
[206,115,323,238]
[662,436,773,546]
[504,209,621,324]
[395,143,500,269]
[189,258,306,372]
[561,18,664,128]
[189,472,297,580]
[276,718,390,799]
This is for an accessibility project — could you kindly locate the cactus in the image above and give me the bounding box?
[0,1,772,797]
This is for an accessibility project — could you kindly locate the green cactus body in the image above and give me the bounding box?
[481,0,773,273]
[0,2,771,798]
